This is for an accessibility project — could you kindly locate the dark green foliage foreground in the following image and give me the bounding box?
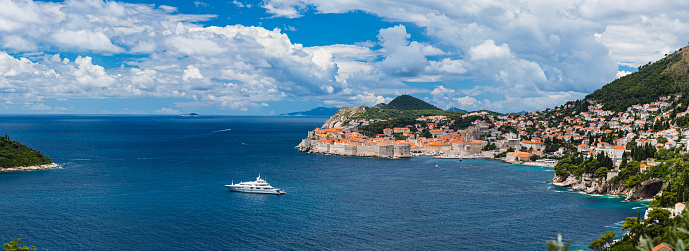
[612,208,689,251]
[0,136,52,168]
[3,238,47,251]
[546,234,581,251]
[589,232,615,251]
[548,209,689,251]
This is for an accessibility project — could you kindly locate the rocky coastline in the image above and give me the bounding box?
[551,174,663,201]
[0,163,61,172]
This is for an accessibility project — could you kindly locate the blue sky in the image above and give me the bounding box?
[1,0,688,115]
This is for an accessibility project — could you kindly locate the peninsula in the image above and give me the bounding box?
[0,135,58,172]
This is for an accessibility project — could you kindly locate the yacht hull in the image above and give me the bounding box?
[225,185,286,195]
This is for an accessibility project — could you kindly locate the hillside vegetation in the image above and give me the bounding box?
[447,107,468,113]
[586,45,689,112]
[381,95,441,110]
[0,136,52,168]
[339,95,465,124]
[347,107,463,122]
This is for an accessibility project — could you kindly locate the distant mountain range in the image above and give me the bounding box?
[281,107,340,117]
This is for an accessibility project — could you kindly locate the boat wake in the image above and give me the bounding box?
[211,128,232,134]
[548,189,567,193]
[175,129,232,140]
[604,220,625,229]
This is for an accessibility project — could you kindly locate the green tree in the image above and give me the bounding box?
[585,159,601,174]
[595,167,609,179]
[393,134,408,140]
[621,217,642,236]
[638,209,689,251]
[657,137,668,144]
[589,232,615,251]
[644,209,672,238]
[2,238,47,251]
[530,154,539,161]
[602,232,615,248]
[482,143,497,151]
[626,175,641,188]
[588,239,604,251]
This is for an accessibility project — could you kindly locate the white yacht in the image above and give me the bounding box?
[225,175,286,195]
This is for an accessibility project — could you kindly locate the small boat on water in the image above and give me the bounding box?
[432,154,463,160]
[225,175,286,195]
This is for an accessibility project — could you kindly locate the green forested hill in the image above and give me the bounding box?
[341,95,459,123]
[586,45,689,112]
[0,136,52,168]
[346,107,464,123]
[383,95,441,110]
[447,107,468,113]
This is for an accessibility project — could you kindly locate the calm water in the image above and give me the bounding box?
[0,115,647,250]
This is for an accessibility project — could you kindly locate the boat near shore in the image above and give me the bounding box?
[432,154,482,159]
[432,154,463,160]
[521,159,559,168]
[225,175,286,195]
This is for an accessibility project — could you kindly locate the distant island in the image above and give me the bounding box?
[0,135,58,172]
[299,45,689,249]
[180,113,200,117]
[281,107,340,117]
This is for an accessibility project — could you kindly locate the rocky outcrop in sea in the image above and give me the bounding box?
[552,174,663,201]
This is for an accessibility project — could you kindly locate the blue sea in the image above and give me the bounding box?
[0,115,647,250]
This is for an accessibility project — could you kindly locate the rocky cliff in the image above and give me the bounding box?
[552,174,663,201]
[320,106,366,129]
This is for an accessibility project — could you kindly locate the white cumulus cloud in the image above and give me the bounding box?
[51,30,124,54]
[469,40,512,61]
[616,70,632,79]
[258,0,689,112]
[0,0,687,113]
[183,65,203,81]
[155,107,180,114]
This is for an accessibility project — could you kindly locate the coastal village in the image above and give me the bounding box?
[299,94,687,170]
[298,93,689,249]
